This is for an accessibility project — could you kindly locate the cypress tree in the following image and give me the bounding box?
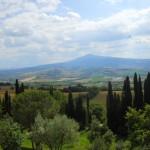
[137,75,144,109]
[86,94,90,127]
[109,92,122,134]
[66,90,75,119]
[2,91,11,116]
[144,73,150,104]
[49,85,54,96]
[116,94,122,134]
[75,95,86,129]
[122,76,132,112]
[15,79,20,95]
[133,73,138,108]
[20,83,25,93]
[133,74,144,110]
[120,76,132,136]
[106,81,113,130]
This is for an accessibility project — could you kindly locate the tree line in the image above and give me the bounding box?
[0,79,24,117]
[107,72,150,136]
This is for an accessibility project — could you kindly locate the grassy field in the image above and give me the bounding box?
[91,91,122,108]
[21,131,90,150]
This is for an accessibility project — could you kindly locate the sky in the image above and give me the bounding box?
[1,0,150,69]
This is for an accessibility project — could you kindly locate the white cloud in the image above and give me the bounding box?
[0,0,61,19]
[0,0,150,68]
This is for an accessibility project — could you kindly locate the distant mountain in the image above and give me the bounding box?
[0,54,150,83]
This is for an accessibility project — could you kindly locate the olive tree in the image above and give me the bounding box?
[31,114,79,150]
[0,118,22,150]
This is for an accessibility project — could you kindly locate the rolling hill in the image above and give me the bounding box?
[0,54,149,85]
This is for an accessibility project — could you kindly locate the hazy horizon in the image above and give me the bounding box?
[1,0,150,69]
[1,54,150,70]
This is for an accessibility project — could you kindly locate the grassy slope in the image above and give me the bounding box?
[21,132,90,150]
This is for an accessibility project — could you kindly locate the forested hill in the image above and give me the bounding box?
[0,54,150,82]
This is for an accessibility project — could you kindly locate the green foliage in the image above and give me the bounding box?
[30,114,79,150]
[88,87,99,99]
[0,118,22,150]
[12,90,59,129]
[66,91,75,119]
[116,140,132,150]
[0,102,2,119]
[2,91,11,116]
[75,95,86,129]
[126,105,150,148]
[90,104,105,123]
[133,73,144,110]
[53,90,67,114]
[89,115,116,150]
[144,73,150,104]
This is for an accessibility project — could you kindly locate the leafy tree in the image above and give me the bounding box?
[31,115,79,150]
[89,116,115,150]
[126,105,150,148]
[12,90,59,129]
[52,90,67,114]
[44,115,79,150]
[90,104,105,123]
[30,113,45,150]
[0,118,22,150]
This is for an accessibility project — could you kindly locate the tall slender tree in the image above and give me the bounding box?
[106,82,113,130]
[20,83,25,93]
[86,94,90,127]
[15,79,20,95]
[66,90,75,119]
[122,76,132,112]
[138,75,144,109]
[75,95,86,129]
[120,76,132,136]
[133,74,144,110]
[2,91,11,116]
[133,73,138,108]
[144,73,150,104]
[49,85,54,96]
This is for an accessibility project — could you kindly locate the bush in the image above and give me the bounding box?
[0,118,22,150]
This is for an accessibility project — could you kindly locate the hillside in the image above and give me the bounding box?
[0,54,149,84]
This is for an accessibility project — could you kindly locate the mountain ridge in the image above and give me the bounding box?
[1,54,150,71]
[0,54,150,83]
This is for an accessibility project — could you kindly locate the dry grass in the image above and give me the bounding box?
[91,91,122,108]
